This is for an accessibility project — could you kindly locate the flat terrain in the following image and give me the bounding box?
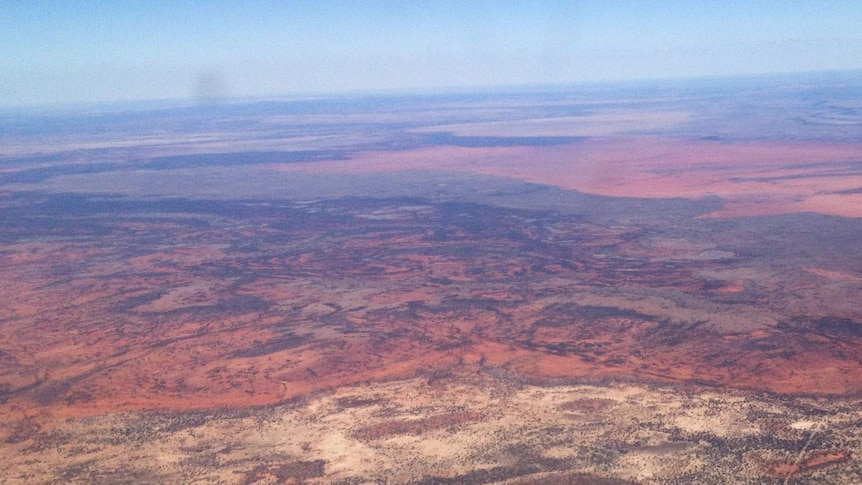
[1,72,862,483]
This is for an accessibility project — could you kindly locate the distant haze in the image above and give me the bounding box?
[3,0,862,106]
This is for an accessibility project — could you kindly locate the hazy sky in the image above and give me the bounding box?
[3,0,862,106]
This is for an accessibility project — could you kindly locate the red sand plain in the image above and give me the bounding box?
[2,193,862,442]
[266,137,862,217]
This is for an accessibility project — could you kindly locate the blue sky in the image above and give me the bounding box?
[2,1,862,106]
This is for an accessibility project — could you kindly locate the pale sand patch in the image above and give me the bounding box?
[5,376,862,484]
[670,406,759,438]
[317,431,378,475]
[790,420,819,431]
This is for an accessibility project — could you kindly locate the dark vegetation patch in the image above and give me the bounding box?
[240,461,326,485]
[535,303,654,328]
[433,201,550,239]
[640,320,705,347]
[780,316,862,338]
[0,380,41,405]
[4,419,41,444]
[438,297,505,313]
[152,412,212,433]
[115,290,168,312]
[574,304,654,322]
[198,294,272,315]
[0,382,10,404]
[413,466,541,485]
[146,295,272,319]
[682,429,828,455]
[28,362,120,407]
[56,464,173,485]
[229,332,311,359]
[411,457,572,485]
[508,472,640,485]
[813,316,862,337]
[97,411,218,446]
[560,398,615,412]
[335,397,386,409]
[31,379,74,406]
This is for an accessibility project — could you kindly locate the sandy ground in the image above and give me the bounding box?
[4,375,861,484]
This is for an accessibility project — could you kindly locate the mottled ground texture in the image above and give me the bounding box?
[1,73,862,483]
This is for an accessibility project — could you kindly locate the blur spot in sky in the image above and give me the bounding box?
[195,70,227,104]
[2,0,862,106]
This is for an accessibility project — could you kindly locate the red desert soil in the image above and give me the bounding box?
[759,450,852,479]
[3,126,862,438]
[2,193,862,441]
[266,137,862,218]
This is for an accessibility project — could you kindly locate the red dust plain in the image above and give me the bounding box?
[1,134,861,435]
[2,189,861,435]
[267,137,862,218]
[4,84,862,483]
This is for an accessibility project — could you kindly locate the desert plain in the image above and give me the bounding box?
[1,73,862,483]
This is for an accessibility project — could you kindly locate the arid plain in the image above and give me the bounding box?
[2,74,862,483]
